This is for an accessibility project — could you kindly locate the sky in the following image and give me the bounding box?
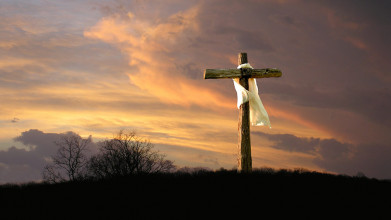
[1,0,391,183]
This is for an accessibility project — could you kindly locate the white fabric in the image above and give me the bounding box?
[237,63,253,69]
[233,63,271,127]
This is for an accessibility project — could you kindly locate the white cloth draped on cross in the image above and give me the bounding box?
[233,63,271,128]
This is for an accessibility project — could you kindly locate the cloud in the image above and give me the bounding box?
[0,129,95,183]
[254,132,320,154]
[254,131,391,179]
[263,82,391,130]
[13,129,63,153]
[84,3,236,109]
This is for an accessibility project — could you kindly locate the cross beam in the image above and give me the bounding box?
[204,68,282,79]
[204,53,282,172]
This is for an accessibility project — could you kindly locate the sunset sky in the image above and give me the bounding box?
[1,0,391,183]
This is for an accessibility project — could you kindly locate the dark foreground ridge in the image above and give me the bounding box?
[1,168,391,219]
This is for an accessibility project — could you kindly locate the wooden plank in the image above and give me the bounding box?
[237,53,252,173]
[252,68,282,78]
[204,69,241,79]
[204,68,282,79]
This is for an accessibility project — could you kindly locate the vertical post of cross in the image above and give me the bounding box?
[204,53,282,172]
[237,52,252,172]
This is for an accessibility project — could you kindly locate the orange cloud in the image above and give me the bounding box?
[0,57,48,70]
[268,106,322,133]
[84,5,234,110]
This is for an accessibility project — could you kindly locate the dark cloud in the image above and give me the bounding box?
[312,143,391,180]
[0,146,41,167]
[263,82,391,128]
[317,139,350,161]
[13,129,65,155]
[254,131,353,160]
[235,30,274,52]
[254,132,319,153]
[314,0,391,25]
[280,16,297,26]
[254,131,391,179]
[0,129,96,183]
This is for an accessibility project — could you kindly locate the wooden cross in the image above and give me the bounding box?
[204,53,282,172]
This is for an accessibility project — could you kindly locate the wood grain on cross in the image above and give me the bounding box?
[204,53,282,172]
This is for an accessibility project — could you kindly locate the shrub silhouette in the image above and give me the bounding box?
[87,130,175,179]
[42,132,91,183]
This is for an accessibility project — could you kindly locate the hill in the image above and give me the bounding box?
[1,168,391,219]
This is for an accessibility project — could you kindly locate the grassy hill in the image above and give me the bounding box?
[1,168,391,219]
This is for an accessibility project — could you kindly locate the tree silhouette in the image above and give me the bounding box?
[43,132,91,183]
[87,130,175,179]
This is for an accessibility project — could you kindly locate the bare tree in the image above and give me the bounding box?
[43,132,91,183]
[87,130,175,179]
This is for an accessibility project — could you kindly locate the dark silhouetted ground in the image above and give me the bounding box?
[1,168,390,219]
